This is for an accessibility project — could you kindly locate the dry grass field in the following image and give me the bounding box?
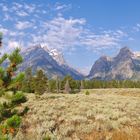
[12,89,140,140]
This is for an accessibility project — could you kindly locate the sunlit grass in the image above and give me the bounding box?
[12,89,140,140]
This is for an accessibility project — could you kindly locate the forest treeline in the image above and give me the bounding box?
[22,67,140,94]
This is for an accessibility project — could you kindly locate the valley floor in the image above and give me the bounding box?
[14,89,140,140]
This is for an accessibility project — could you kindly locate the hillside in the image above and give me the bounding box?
[13,89,140,140]
[88,47,140,80]
[19,45,84,80]
[19,46,140,80]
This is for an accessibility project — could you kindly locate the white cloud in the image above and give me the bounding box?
[16,11,29,17]
[2,5,8,11]
[24,3,36,13]
[0,1,128,53]
[8,40,20,49]
[9,31,17,36]
[3,13,11,21]
[13,2,23,9]
[32,17,86,50]
[15,21,33,30]
[31,16,125,52]
[0,26,8,35]
[81,33,119,49]
[133,24,140,32]
[55,3,71,11]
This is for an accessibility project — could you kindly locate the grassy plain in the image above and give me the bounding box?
[11,89,140,140]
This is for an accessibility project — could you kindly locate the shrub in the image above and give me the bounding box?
[0,108,12,119]
[0,103,13,120]
[4,91,14,99]
[11,92,27,105]
[0,124,8,135]
[0,89,5,97]
[85,90,90,95]
[19,106,29,116]
[43,135,51,140]
[6,115,21,128]
[0,135,8,140]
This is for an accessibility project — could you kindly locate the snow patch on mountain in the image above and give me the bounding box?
[49,49,66,65]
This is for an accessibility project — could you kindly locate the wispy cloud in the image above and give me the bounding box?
[32,16,86,50]
[23,3,36,13]
[31,15,126,52]
[15,21,33,30]
[0,1,135,53]
[133,24,140,32]
[8,40,20,49]
[0,26,8,35]
[54,3,72,11]
[3,13,13,21]
[16,11,29,17]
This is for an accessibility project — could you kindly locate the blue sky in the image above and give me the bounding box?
[0,0,140,74]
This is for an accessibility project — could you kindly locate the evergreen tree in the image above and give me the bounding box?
[22,67,33,92]
[5,48,23,88]
[80,80,84,90]
[0,47,24,93]
[56,76,60,93]
[48,79,56,93]
[64,79,71,93]
[61,75,78,92]
[33,70,48,94]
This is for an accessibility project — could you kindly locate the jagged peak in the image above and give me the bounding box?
[99,55,112,61]
[118,46,133,56]
[114,47,134,60]
[120,46,130,51]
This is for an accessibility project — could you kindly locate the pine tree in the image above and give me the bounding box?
[64,79,71,93]
[0,34,24,93]
[56,76,59,93]
[22,67,33,92]
[0,47,24,93]
[5,48,23,90]
[48,79,56,93]
[33,70,48,94]
[80,80,84,90]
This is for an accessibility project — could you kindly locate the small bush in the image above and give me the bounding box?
[0,124,8,135]
[43,135,51,140]
[85,90,90,95]
[0,135,8,140]
[0,103,13,120]
[4,91,14,99]
[19,106,29,116]
[6,115,21,128]
[11,92,27,105]
[0,89,5,97]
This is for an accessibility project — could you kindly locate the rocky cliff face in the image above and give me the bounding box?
[89,56,112,80]
[19,45,83,79]
[88,47,140,80]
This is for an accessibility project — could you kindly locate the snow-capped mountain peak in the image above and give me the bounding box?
[49,49,66,65]
[25,44,66,66]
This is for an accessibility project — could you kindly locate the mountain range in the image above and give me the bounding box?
[19,45,83,79]
[88,47,140,80]
[18,45,140,80]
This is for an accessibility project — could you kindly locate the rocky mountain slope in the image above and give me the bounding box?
[19,45,83,79]
[88,47,140,80]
